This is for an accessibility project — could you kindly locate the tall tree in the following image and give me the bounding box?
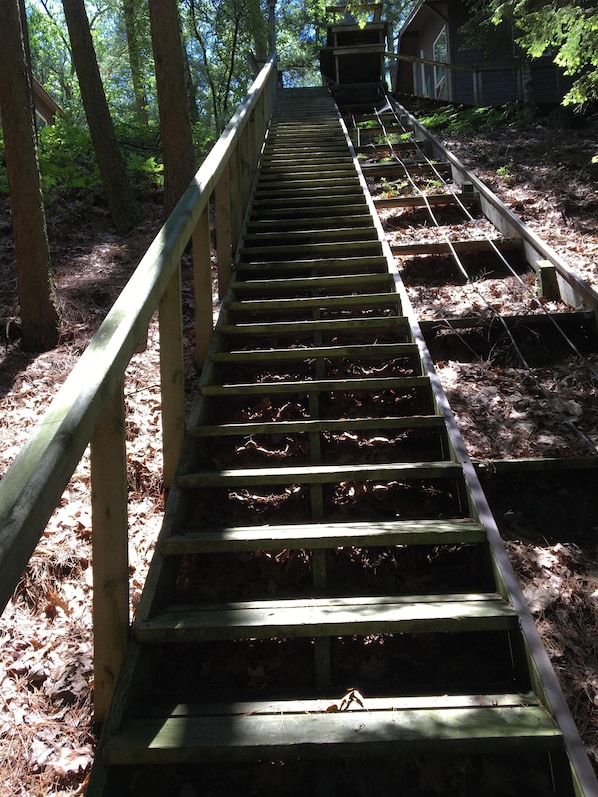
[186,0,265,131]
[0,0,60,351]
[148,0,196,216]
[62,0,140,234]
[122,0,150,125]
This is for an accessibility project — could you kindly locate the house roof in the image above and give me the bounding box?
[32,77,62,125]
[399,0,448,38]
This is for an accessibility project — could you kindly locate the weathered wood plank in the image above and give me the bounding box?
[227,292,400,313]
[90,380,129,722]
[234,254,388,273]
[210,341,418,363]
[217,316,411,336]
[176,460,460,488]
[240,240,382,261]
[200,375,429,396]
[103,704,561,764]
[134,593,517,642]
[160,517,486,554]
[189,415,444,437]
[232,274,393,295]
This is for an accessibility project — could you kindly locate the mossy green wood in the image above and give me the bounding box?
[199,375,429,396]
[103,702,562,765]
[189,415,444,437]
[210,341,418,362]
[160,518,487,555]
[217,316,411,335]
[134,593,517,643]
[177,459,458,488]
[234,254,389,274]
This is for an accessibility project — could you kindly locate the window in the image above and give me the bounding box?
[433,27,448,98]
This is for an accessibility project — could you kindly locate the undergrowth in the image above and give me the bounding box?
[0,116,214,200]
[415,103,526,134]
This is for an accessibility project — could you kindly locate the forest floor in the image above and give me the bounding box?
[1,109,598,795]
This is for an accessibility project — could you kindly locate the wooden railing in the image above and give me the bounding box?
[0,56,278,719]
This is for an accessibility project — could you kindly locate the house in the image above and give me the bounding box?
[393,0,570,107]
[32,77,62,126]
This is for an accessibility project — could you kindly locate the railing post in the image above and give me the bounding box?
[159,262,185,488]
[90,378,129,722]
[215,165,232,298]
[230,144,243,257]
[193,205,214,369]
[240,123,252,212]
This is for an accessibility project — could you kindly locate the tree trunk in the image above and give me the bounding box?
[122,0,149,126]
[62,0,139,234]
[520,56,537,124]
[0,0,60,352]
[148,0,196,217]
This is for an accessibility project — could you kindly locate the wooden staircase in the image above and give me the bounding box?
[87,87,587,795]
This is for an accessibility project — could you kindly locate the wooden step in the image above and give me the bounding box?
[238,240,383,261]
[242,227,380,246]
[103,694,562,765]
[250,194,368,211]
[199,375,429,397]
[210,342,419,363]
[245,214,373,232]
[189,415,445,438]
[226,292,400,314]
[176,460,460,489]
[234,254,389,275]
[216,316,411,336]
[231,273,394,295]
[160,518,487,555]
[249,203,370,221]
[134,593,517,643]
[252,188,364,203]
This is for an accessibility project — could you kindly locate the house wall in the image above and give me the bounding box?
[396,0,569,107]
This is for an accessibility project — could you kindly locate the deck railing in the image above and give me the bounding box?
[0,56,278,718]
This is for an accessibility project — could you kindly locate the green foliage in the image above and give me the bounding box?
[464,0,598,106]
[0,115,164,198]
[418,104,525,134]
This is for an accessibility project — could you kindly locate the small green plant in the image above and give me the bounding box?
[496,162,515,181]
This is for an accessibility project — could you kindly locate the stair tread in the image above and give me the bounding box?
[189,416,444,437]
[217,316,411,334]
[227,292,400,311]
[210,342,419,362]
[134,593,517,642]
[103,696,562,764]
[200,375,428,396]
[160,518,486,554]
[176,459,459,488]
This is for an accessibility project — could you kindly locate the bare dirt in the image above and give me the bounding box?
[1,112,598,794]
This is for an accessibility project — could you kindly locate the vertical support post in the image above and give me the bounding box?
[91,379,129,721]
[230,144,243,253]
[159,262,185,488]
[193,205,213,370]
[473,70,482,105]
[536,259,560,302]
[215,165,232,298]
[240,125,252,211]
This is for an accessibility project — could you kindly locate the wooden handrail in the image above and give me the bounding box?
[0,55,278,718]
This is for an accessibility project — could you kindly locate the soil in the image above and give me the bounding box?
[1,110,598,795]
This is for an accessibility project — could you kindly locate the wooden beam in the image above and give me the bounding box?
[90,379,129,721]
